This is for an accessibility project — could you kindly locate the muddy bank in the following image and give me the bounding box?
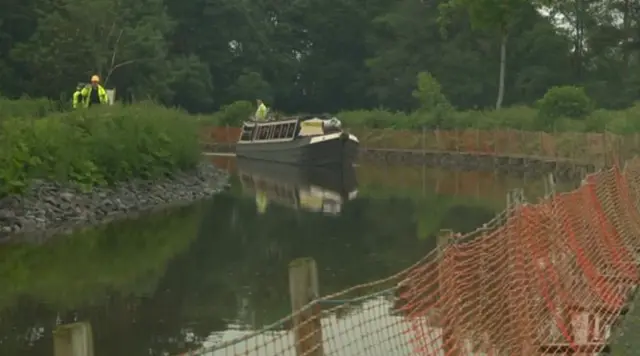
[358,149,596,179]
[0,162,228,241]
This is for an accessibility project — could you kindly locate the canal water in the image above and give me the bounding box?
[0,158,580,356]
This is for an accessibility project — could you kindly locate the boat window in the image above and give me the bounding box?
[246,121,299,141]
[268,125,276,139]
[240,126,254,141]
[258,126,268,140]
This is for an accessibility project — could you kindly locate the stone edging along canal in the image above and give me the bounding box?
[0,162,229,243]
[358,149,597,179]
[204,142,597,179]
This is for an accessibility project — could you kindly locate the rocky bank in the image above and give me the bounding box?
[0,162,229,240]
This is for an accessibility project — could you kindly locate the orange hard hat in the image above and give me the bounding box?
[90,75,100,82]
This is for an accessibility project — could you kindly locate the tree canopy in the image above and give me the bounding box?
[0,0,638,113]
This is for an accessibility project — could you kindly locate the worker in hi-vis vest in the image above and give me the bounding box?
[80,75,108,107]
[72,83,85,109]
[255,99,268,121]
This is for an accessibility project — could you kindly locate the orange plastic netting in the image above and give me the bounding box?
[400,161,639,355]
[183,160,640,356]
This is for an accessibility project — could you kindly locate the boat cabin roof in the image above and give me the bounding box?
[241,114,333,127]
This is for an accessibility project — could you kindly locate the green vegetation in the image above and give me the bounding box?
[0,98,201,196]
[201,80,640,136]
[2,0,638,117]
[337,82,640,134]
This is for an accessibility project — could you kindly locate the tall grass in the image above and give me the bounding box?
[0,98,201,196]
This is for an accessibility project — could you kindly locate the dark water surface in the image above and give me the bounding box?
[0,158,579,356]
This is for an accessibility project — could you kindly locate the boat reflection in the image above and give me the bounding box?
[53,321,94,356]
[236,158,358,215]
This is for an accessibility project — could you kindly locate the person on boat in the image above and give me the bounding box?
[80,75,108,107]
[255,99,268,121]
[71,83,85,109]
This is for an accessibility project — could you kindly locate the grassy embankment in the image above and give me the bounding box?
[0,98,202,197]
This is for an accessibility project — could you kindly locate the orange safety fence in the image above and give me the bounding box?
[201,126,242,145]
[349,128,629,164]
[200,126,640,166]
[178,158,640,355]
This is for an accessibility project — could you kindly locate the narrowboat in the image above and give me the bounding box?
[235,115,359,166]
[236,157,358,215]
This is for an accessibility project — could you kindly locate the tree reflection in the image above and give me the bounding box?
[0,172,498,356]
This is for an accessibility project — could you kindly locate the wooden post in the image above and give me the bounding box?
[289,257,324,356]
[225,125,230,150]
[422,162,426,196]
[603,131,608,168]
[422,126,426,156]
[53,322,94,356]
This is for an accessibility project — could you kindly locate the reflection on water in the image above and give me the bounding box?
[0,159,580,356]
[200,298,414,356]
[236,158,358,216]
[53,322,93,356]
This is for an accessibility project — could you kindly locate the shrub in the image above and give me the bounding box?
[211,100,254,126]
[0,97,61,121]
[412,72,453,126]
[0,99,201,196]
[536,86,593,130]
[340,109,410,129]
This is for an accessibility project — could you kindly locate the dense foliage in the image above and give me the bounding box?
[0,99,200,196]
[0,0,638,115]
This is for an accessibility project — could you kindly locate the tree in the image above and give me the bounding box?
[439,0,530,109]
[11,0,173,99]
[412,71,453,124]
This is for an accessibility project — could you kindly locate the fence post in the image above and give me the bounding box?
[603,131,608,168]
[289,257,324,356]
[422,126,426,156]
[438,229,457,355]
[225,125,230,150]
[53,322,94,356]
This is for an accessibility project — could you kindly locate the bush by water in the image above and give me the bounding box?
[0,99,201,197]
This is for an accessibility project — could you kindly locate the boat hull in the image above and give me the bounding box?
[235,132,358,166]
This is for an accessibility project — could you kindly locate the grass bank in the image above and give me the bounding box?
[337,103,640,133]
[197,97,640,134]
[0,98,201,197]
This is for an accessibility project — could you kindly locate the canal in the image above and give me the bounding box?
[0,158,580,356]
